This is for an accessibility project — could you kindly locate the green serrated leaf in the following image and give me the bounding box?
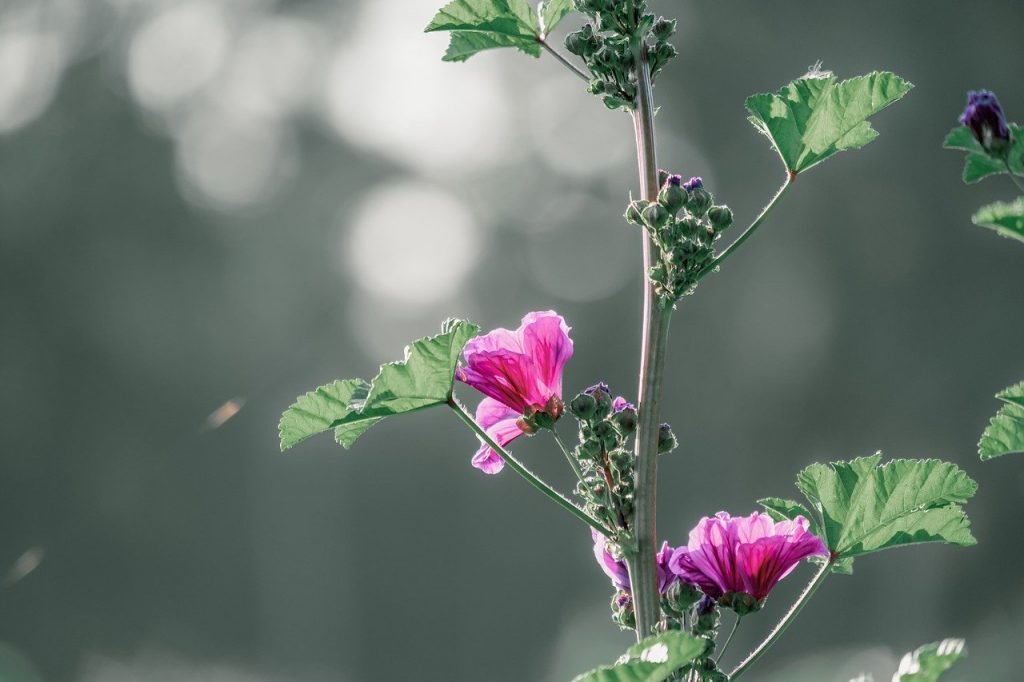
[426,0,533,36]
[360,318,481,417]
[279,379,371,450]
[757,497,821,537]
[946,124,1024,183]
[746,70,912,174]
[540,0,574,34]
[280,319,480,451]
[572,632,706,682]
[795,454,977,559]
[443,30,540,61]
[972,198,1024,243]
[895,639,967,681]
[979,381,1024,460]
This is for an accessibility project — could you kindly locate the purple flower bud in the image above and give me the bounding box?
[682,176,703,192]
[959,90,1011,156]
[664,174,683,188]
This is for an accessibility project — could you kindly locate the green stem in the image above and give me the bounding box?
[715,615,742,665]
[448,398,608,536]
[552,430,585,486]
[729,559,832,680]
[628,41,671,642]
[695,173,796,283]
[1003,159,1024,194]
[539,38,590,83]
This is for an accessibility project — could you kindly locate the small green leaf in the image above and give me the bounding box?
[795,454,977,560]
[279,379,371,450]
[757,497,821,537]
[972,198,1024,244]
[540,0,574,34]
[571,632,707,682]
[979,381,1024,460]
[427,0,543,62]
[280,319,480,451]
[895,639,967,681]
[746,70,913,174]
[945,124,1024,183]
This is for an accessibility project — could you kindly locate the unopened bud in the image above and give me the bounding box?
[663,580,702,615]
[687,187,712,217]
[624,199,648,224]
[708,205,733,231]
[611,406,638,434]
[724,591,761,616]
[652,17,677,41]
[642,202,670,229]
[587,78,606,95]
[569,392,598,421]
[659,175,688,215]
[658,423,678,454]
[584,383,615,419]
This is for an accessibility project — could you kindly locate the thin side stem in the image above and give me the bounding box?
[729,559,832,680]
[695,173,796,284]
[1003,159,1024,193]
[448,398,609,536]
[715,615,742,665]
[628,42,671,642]
[552,430,585,486]
[539,38,590,83]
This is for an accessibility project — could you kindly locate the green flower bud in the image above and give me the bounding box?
[680,216,702,238]
[611,405,638,434]
[663,580,702,616]
[569,391,598,420]
[723,591,762,616]
[687,187,712,217]
[652,17,676,41]
[659,181,688,215]
[624,199,648,224]
[707,205,733,231]
[657,423,677,454]
[602,96,628,110]
[642,202,670,229]
[649,262,668,285]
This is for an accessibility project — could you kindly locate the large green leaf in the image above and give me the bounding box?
[360,318,480,416]
[794,455,977,563]
[279,379,372,450]
[945,123,1024,184]
[540,0,574,34]
[426,0,542,61]
[972,199,1024,244]
[571,632,706,682]
[895,639,967,681]
[979,381,1024,460]
[279,319,480,451]
[746,70,912,174]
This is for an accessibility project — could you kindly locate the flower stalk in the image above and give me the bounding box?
[628,40,672,640]
[448,397,609,536]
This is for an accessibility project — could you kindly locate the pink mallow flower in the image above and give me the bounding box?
[457,311,573,473]
[592,529,677,593]
[456,311,572,416]
[669,512,827,604]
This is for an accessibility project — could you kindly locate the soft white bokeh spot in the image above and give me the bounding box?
[323,0,513,174]
[342,181,482,304]
[128,2,231,112]
[175,108,298,210]
[0,30,64,133]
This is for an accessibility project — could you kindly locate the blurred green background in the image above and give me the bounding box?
[2,0,1023,680]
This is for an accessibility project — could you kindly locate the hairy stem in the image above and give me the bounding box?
[448,398,608,536]
[628,42,671,641]
[552,430,585,486]
[729,559,832,680]
[1003,159,1024,194]
[696,173,796,283]
[539,38,590,83]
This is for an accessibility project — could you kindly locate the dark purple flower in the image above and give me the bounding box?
[682,176,703,192]
[959,90,1011,155]
[669,511,827,603]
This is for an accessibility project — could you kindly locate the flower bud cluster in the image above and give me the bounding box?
[625,173,734,303]
[674,595,727,682]
[568,383,638,530]
[565,1,677,111]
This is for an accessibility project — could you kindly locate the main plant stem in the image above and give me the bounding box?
[729,559,832,680]
[627,43,671,641]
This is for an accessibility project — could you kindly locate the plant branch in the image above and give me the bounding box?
[695,173,796,283]
[716,615,742,665]
[627,41,671,642]
[448,398,609,536]
[539,38,590,83]
[1003,159,1024,194]
[729,559,832,680]
[552,430,585,486]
